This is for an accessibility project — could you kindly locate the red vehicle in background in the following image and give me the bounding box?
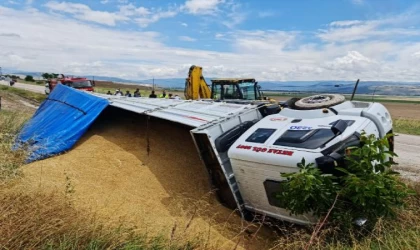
[45,74,94,95]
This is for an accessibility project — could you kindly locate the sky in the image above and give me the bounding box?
[1,0,420,81]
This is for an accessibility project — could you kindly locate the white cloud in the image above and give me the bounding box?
[183,0,224,15]
[2,5,420,81]
[412,51,420,58]
[45,1,177,27]
[45,1,129,26]
[100,0,109,4]
[179,36,196,42]
[325,51,374,70]
[230,30,298,52]
[182,0,245,28]
[329,20,363,27]
[351,0,365,5]
[318,14,420,43]
[26,0,33,5]
[119,3,151,16]
[222,2,245,28]
[181,22,188,27]
[134,10,177,27]
[258,11,274,18]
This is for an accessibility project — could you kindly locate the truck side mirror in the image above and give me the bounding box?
[331,119,348,135]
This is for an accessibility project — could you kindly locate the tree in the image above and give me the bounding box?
[277,133,413,231]
[25,75,35,82]
[42,73,51,79]
[42,73,60,79]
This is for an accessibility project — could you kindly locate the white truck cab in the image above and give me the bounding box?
[226,100,392,224]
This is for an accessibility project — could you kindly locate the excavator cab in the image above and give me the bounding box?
[210,78,264,100]
[184,65,267,101]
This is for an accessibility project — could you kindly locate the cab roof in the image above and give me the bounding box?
[211,78,256,84]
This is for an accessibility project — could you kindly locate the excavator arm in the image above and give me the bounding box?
[184,65,211,100]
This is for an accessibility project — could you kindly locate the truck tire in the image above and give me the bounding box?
[294,94,345,110]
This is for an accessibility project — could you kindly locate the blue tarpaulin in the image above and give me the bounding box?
[15,84,109,162]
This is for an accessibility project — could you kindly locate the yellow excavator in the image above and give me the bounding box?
[184,65,267,101]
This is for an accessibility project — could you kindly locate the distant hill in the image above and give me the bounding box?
[10,71,420,96]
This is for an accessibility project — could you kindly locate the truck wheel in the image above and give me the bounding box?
[294,94,345,110]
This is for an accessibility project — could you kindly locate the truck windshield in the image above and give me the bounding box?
[246,128,276,143]
[273,129,336,149]
[70,80,92,88]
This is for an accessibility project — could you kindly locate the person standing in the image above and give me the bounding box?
[149,90,157,98]
[159,90,167,98]
[133,88,141,97]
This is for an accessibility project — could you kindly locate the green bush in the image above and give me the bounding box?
[278,132,414,230]
[24,75,35,82]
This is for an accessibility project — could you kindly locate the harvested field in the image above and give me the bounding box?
[17,107,278,250]
[382,102,420,120]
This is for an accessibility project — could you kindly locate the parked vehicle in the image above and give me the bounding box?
[45,75,94,95]
[184,65,268,101]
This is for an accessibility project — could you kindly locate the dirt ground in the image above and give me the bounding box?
[0,91,38,112]
[17,107,280,250]
[381,102,420,120]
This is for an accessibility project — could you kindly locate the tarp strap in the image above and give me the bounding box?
[46,98,87,115]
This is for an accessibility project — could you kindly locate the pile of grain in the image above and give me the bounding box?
[18,107,277,249]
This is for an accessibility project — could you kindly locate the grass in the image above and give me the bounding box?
[327,182,420,250]
[352,97,420,104]
[0,85,46,103]
[0,110,30,183]
[17,79,46,86]
[394,118,420,136]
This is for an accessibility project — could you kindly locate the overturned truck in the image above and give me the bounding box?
[16,85,393,224]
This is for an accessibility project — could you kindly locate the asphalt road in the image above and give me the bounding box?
[1,80,419,180]
[393,134,420,182]
[0,80,45,94]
